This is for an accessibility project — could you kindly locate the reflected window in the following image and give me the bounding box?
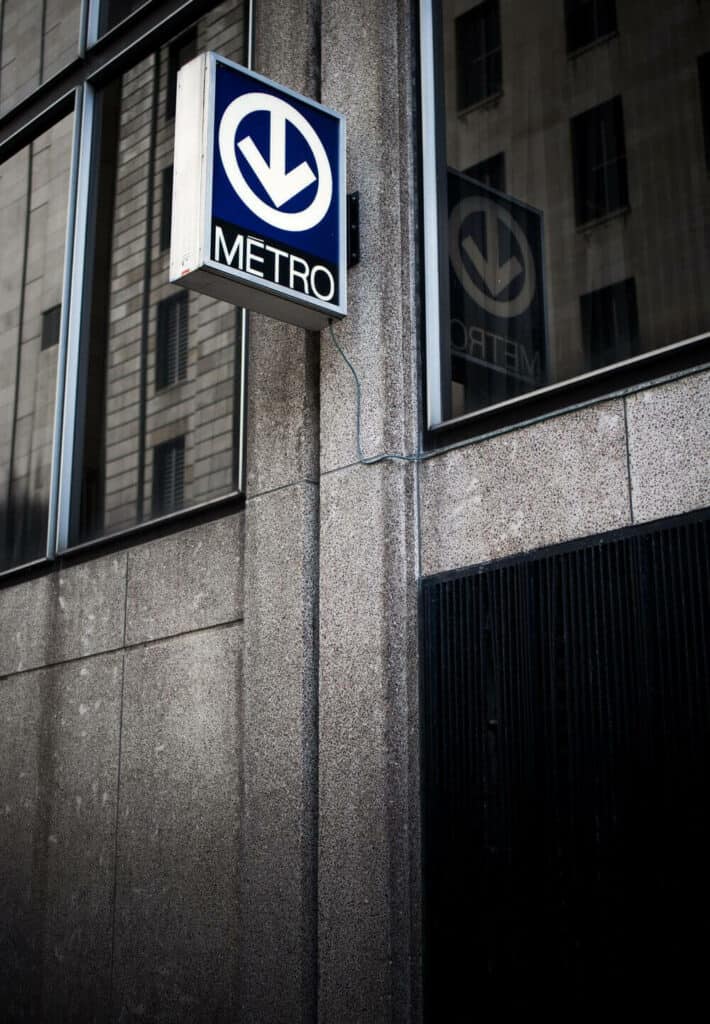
[565,0,617,55]
[423,0,710,430]
[152,436,184,517]
[455,1,502,111]
[161,165,173,251]
[41,306,62,351]
[463,152,506,192]
[699,53,710,171]
[166,28,197,119]
[571,97,628,225]
[156,294,188,390]
[581,279,639,371]
[0,114,74,571]
[100,0,149,35]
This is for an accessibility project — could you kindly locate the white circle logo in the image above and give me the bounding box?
[218,92,333,232]
[449,197,536,318]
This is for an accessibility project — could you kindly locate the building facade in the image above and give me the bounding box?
[0,0,708,1020]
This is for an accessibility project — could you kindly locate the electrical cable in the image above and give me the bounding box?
[328,320,500,466]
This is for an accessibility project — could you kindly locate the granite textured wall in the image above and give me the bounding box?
[0,515,244,1020]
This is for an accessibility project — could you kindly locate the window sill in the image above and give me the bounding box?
[456,90,503,119]
[576,204,630,234]
[567,31,619,61]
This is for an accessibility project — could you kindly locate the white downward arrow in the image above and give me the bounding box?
[237,108,316,208]
[462,208,522,297]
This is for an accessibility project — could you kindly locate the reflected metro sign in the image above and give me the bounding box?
[170,53,346,329]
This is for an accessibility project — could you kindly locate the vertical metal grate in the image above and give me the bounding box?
[421,512,710,1019]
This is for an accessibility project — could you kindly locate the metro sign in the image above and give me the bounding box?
[170,53,346,329]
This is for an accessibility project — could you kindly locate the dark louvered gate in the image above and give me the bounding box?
[421,512,710,1019]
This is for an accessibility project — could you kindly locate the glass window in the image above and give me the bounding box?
[70,0,247,545]
[0,112,74,572]
[698,53,710,172]
[99,0,150,36]
[571,97,628,226]
[422,0,710,428]
[455,1,502,111]
[565,0,617,55]
[0,1,83,115]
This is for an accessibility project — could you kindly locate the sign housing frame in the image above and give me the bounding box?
[170,51,347,329]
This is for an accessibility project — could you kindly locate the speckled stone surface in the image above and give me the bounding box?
[626,372,710,523]
[112,626,241,1022]
[319,0,419,476]
[246,0,321,501]
[125,513,244,645]
[419,400,632,577]
[318,460,419,1024]
[0,653,122,1020]
[238,482,319,1023]
[0,553,127,677]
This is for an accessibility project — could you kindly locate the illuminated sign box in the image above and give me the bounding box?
[170,53,347,329]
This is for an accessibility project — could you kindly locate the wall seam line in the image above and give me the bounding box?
[623,396,635,524]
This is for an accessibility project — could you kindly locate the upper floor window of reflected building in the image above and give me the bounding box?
[420,0,710,433]
[565,0,617,55]
[455,1,502,111]
[580,279,639,371]
[698,52,710,171]
[571,97,628,226]
[463,152,506,192]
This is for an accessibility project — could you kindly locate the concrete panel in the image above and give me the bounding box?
[626,372,710,523]
[0,653,122,1021]
[419,400,632,576]
[238,482,318,1023]
[112,626,241,1023]
[318,461,418,1024]
[246,315,320,496]
[246,0,320,499]
[319,0,418,474]
[125,513,244,644]
[0,553,127,676]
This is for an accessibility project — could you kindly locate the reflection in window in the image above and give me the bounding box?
[455,1,502,111]
[565,0,617,55]
[581,279,639,371]
[571,97,628,225]
[430,0,710,427]
[73,0,246,544]
[100,0,149,35]
[156,293,188,390]
[0,0,83,115]
[160,165,173,251]
[41,306,62,351]
[0,115,73,571]
[166,28,198,119]
[698,53,710,172]
[152,436,185,517]
[463,152,506,192]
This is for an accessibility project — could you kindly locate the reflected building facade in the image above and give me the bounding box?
[441,0,710,418]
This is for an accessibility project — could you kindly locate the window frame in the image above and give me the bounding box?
[418,0,710,443]
[0,0,253,580]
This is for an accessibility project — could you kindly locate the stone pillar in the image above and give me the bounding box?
[318,1,421,1021]
[237,1,321,1021]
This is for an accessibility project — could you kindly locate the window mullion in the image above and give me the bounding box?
[54,83,96,553]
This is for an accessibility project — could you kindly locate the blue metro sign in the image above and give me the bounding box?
[170,53,347,329]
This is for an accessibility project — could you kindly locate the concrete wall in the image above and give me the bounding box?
[0,515,244,1019]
